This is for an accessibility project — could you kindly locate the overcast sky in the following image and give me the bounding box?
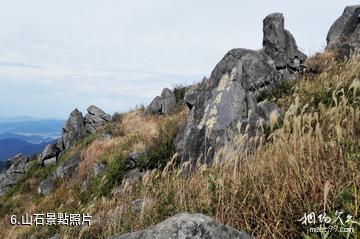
[0,0,358,119]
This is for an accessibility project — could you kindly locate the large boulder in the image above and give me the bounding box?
[175,13,303,169]
[0,154,29,196]
[145,88,176,115]
[175,48,279,166]
[109,213,252,239]
[326,5,360,57]
[84,105,111,134]
[262,13,307,69]
[59,109,87,150]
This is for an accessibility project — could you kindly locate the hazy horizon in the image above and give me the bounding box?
[1,0,359,118]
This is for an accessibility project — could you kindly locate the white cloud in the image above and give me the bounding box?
[0,0,359,117]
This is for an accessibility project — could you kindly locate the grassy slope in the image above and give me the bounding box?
[0,52,360,239]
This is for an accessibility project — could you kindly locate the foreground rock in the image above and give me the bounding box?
[0,154,29,196]
[175,13,304,169]
[327,5,360,58]
[145,88,177,115]
[109,213,252,239]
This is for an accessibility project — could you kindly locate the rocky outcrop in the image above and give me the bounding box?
[145,88,176,115]
[175,13,304,168]
[109,213,252,239]
[37,152,82,196]
[263,13,307,69]
[38,143,60,166]
[0,154,29,196]
[39,105,110,168]
[84,105,111,134]
[59,109,87,150]
[327,5,360,58]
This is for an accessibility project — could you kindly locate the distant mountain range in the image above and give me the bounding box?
[0,138,53,162]
[0,119,64,136]
[0,117,64,166]
[0,116,38,123]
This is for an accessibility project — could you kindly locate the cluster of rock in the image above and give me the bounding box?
[0,154,30,196]
[36,105,111,196]
[38,152,82,196]
[109,213,252,239]
[173,13,303,169]
[38,105,111,167]
[327,5,360,58]
[145,88,177,115]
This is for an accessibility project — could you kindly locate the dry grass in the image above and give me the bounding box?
[305,50,338,74]
[78,54,360,239]
[1,53,360,239]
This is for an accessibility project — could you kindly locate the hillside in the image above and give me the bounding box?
[1,5,360,239]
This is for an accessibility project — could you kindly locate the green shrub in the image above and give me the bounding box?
[92,152,125,197]
[138,118,179,170]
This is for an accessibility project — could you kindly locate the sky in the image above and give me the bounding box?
[0,0,359,119]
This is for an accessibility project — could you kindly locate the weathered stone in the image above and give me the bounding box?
[145,96,162,114]
[123,168,146,184]
[93,162,106,177]
[175,48,279,167]
[174,12,303,169]
[99,133,112,141]
[129,199,146,214]
[0,154,29,196]
[327,5,360,54]
[60,109,87,149]
[257,100,284,122]
[124,152,143,171]
[87,105,111,122]
[43,157,57,167]
[160,88,176,115]
[85,121,97,134]
[55,153,81,179]
[39,143,60,166]
[263,13,307,69]
[84,105,111,134]
[145,88,176,115]
[109,213,252,239]
[38,177,54,196]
